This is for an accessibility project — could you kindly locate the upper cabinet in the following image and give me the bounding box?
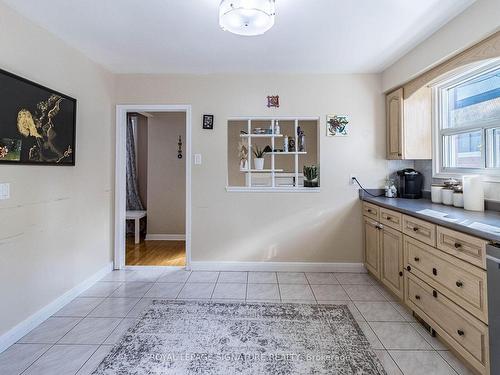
[386,86,432,160]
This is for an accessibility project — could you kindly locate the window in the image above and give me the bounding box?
[434,61,500,178]
[226,117,320,192]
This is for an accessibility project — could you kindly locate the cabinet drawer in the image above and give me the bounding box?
[380,208,402,231]
[362,202,379,220]
[403,215,436,246]
[405,273,489,374]
[404,236,488,323]
[437,226,487,270]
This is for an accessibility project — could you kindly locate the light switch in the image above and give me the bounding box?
[0,183,10,200]
[194,154,202,165]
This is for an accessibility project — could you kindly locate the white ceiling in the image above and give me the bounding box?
[3,0,476,74]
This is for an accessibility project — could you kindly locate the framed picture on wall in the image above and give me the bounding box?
[0,68,77,165]
[203,114,214,130]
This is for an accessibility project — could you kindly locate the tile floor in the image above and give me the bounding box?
[0,269,475,375]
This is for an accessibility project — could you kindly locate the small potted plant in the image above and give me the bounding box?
[253,145,266,170]
[303,165,319,187]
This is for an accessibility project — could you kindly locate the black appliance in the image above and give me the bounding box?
[397,168,423,199]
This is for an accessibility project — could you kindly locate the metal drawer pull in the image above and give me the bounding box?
[414,257,420,262]
[456,281,463,288]
[413,227,419,232]
[399,271,403,277]
[432,268,438,276]
[406,265,412,271]
[433,290,438,298]
[415,295,421,300]
[457,329,465,336]
[386,216,392,221]
[367,209,372,213]
[454,243,462,249]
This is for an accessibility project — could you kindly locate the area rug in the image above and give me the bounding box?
[93,300,386,374]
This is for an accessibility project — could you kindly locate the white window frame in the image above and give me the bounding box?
[432,60,500,182]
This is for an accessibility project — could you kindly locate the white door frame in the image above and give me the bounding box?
[114,104,192,270]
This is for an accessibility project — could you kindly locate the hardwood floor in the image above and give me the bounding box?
[125,237,186,266]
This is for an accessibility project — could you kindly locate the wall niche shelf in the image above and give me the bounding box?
[228,116,320,191]
[239,134,283,138]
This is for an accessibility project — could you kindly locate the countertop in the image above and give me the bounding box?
[360,194,500,242]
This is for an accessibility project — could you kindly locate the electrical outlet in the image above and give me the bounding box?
[349,175,357,185]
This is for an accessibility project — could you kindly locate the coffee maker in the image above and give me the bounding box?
[397,168,423,199]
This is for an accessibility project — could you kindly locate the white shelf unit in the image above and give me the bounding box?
[233,116,318,190]
[240,169,284,173]
[239,134,283,138]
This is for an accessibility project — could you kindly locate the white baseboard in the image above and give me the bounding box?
[145,234,186,241]
[0,262,113,354]
[189,261,366,273]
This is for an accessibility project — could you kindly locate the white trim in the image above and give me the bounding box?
[226,186,321,193]
[432,60,500,182]
[124,265,185,271]
[190,261,366,273]
[115,105,192,270]
[0,262,113,354]
[145,234,186,241]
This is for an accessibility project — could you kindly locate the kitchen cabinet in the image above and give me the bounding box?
[362,200,491,374]
[386,86,432,160]
[380,225,404,299]
[363,216,380,278]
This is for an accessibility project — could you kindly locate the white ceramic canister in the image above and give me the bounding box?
[453,192,464,208]
[431,185,444,203]
[441,188,454,205]
[463,175,484,212]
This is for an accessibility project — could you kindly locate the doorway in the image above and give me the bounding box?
[115,105,192,270]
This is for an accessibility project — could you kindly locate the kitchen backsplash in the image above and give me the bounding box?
[411,159,500,202]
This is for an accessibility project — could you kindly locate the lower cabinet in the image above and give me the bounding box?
[380,225,404,299]
[362,202,491,375]
[405,272,489,375]
[363,216,380,278]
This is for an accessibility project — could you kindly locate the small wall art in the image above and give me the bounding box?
[326,115,349,137]
[203,114,214,129]
[266,95,279,108]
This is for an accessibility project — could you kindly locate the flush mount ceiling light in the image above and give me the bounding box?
[219,0,276,36]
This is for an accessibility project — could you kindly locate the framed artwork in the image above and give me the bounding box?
[202,114,214,129]
[0,68,77,165]
[326,115,349,136]
[267,95,279,108]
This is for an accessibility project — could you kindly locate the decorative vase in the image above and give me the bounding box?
[240,159,248,170]
[254,158,264,170]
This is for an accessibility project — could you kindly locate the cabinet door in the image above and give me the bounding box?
[386,88,403,159]
[380,225,404,299]
[364,217,380,279]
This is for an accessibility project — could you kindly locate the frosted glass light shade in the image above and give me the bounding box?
[219,0,276,36]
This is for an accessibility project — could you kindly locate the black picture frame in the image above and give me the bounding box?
[0,68,77,166]
[202,114,214,130]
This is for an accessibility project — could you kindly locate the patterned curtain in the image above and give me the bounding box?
[126,115,144,211]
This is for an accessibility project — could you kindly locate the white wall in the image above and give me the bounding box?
[146,112,186,236]
[382,0,500,92]
[115,74,394,263]
[0,2,114,337]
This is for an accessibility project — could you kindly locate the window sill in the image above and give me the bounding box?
[226,186,321,193]
[433,171,500,183]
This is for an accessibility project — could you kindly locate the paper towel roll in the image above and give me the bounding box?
[463,175,484,212]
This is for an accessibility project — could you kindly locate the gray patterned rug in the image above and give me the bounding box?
[93,300,386,374]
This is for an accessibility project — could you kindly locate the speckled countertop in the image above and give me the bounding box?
[360,194,500,242]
